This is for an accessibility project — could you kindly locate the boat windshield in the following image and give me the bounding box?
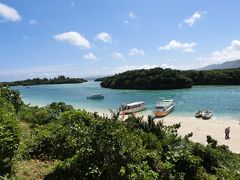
[156,101,172,107]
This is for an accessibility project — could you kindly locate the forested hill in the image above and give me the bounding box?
[100,68,240,90]
[100,68,193,90]
[0,75,87,86]
[184,68,240,85]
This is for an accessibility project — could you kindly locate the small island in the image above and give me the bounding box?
[0,75,87,86]
[99,68,240,90]
[100,68,193,90]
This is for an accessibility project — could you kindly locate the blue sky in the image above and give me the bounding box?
[1,0,240,81]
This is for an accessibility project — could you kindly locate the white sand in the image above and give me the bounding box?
[154,116,240,153]
[82,108,240,154]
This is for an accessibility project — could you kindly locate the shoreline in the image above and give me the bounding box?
[155,115,240,153]
[85,108,240,153]
[20,101,240,153]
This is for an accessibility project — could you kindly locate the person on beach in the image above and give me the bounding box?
[225,127,230,139]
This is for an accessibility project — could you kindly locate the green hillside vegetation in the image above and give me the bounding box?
[99,68,240,90]
[95,76,110,81]
[1,86,240,179]
[184,68,240,85]
[100,68,193,90]
[0,75,87,86]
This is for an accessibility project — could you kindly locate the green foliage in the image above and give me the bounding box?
[18,102,74,125]
[120,161,159,180]
[168,150,203,179]
[0,75,87,86]
[0,87,21,176]
[0,97,15,113]
[206,135,218,149]
[46,102,74,113]
[0,107,20,176]
[100,68,193,90]
[0,86,23,113]
[184,68,240,85]
[100,68,240,90]
[31,111,160,179]
[95,76,110,82]
[27,111,240,179]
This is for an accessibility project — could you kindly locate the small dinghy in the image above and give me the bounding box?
[202,110,213,120]
[195,110,203,118]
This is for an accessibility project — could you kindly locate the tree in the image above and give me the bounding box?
[0,87,23,113]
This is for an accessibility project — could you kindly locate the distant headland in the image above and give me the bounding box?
[0,75,87,86]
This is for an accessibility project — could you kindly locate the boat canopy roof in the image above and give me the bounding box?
[122,101,145,107]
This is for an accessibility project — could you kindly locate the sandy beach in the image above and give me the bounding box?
[91,109,240,154]
[156,116,240,153]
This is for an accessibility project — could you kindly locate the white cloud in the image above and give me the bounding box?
[83,53,97,60]
[129,12,136,19]
[118,65,157,72]
[158,40,197,52]
[0,2,21,22]
[183,11,206,26]
[198,40,240,65]
[111,52,124,60]
[123,20,129,24]
[129,48,145,56]
[116,64,181,73]
[29,19,38,25]
[95,32,112,43]
[54,31,90,48]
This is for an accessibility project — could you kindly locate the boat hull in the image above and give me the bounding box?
[202,114,212,120]
[87,96,104,100]
[120,102,146,114]
[121,106,145,114]
[154,106,174,117]
[202,111,213,120]
[195,111,203,118]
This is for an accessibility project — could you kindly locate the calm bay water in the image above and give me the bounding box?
[13,81,240,120]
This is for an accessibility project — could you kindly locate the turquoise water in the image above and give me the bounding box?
[13,81,240,120]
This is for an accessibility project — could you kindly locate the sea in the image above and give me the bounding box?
[12,81,240,120]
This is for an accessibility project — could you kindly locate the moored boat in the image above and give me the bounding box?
[202,110,213,120]
[154,99,175,117]
[195,110,203,118]
[119,101,145,114]
[87,93,104,100]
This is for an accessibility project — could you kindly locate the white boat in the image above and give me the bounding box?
[202,110,213,120]
[87,93,104,100]
[119,101,145,114]
[153,99,175,117]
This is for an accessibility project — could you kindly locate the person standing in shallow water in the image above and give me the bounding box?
[225,127,230,139]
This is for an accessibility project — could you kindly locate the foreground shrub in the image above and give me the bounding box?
[0,86,23,113]
[0,109,20,176]
[27,110,240,179]
[30,111,160,179]
[18,102,74,125]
